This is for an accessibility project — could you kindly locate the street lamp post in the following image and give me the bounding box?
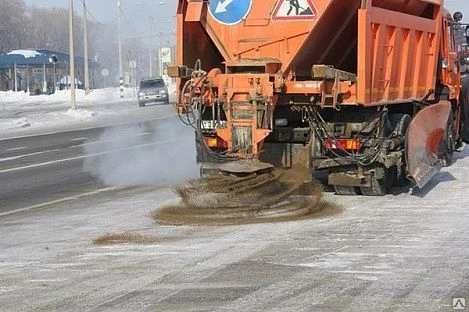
[157,31,163,77]
[83,0,90,94]
[149,15,153,77]
[117,0,124,98]
[155,1,166,77]
[69,0,76,110]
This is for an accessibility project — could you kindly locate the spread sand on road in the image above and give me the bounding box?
[152,166,332,225]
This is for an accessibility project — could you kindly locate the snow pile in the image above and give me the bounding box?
[0,88,138,136]
[0,82,177,137]
[0,87,134,104]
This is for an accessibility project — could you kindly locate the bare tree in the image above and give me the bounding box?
[23,6,84,54]
[0,0,27,53]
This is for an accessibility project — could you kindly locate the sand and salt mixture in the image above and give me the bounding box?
[153,166,330,225]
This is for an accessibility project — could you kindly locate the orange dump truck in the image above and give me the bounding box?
[169,0,469,195]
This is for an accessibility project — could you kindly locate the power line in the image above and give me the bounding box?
[79,0,104,25]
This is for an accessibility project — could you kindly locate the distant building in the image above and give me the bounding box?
[0,49,99,93]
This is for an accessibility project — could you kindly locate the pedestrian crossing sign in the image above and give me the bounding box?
[272,0,317,20]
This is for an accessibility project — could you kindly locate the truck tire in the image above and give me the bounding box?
[388,113,411,138]
[360,166,395,196]
[394,164,408,187]
[441,110,455,167]
[388,113,411,186]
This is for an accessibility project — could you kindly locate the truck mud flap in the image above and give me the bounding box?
[406,101,451,188]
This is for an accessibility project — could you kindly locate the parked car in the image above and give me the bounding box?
[138,77,169,107]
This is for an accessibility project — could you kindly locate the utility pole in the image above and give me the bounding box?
[157,31,163,77]
[83,0,90,94]
[149,15,153,77]
[153,2,166,77]
[69,0,77,110]
[117,0,124,98]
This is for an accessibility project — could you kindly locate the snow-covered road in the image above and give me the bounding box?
[0,149,468,311]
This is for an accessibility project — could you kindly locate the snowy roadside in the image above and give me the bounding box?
[0,86,177,139]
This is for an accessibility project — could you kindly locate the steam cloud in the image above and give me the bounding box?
[83,116,199,186]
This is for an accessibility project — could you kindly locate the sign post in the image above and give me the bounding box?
[101,68,109,88]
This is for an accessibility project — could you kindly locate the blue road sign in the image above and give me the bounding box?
[208,0,253,25]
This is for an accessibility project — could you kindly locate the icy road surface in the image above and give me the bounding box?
[0,147,468,311]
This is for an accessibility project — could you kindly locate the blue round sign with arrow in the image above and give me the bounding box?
[208,0,253,25]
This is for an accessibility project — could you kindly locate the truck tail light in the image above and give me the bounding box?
[324,138,361,151]
[204,136,228,149]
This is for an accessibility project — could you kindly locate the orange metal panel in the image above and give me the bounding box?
[357,8,371,104]
[406,100,450,187]
[178,0,441,90]
[184,1,203,22]
[177,0,445,105]
[357,5,441,105]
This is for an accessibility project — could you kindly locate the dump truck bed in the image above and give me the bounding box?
[178,0,443,105]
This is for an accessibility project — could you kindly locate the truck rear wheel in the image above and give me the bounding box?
[394,164,409,187]
[388,113,411,186]
[441,110,455,167]
[360,166,395,196]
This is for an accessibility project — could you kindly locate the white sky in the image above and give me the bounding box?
[445,0,469,21]
[23,0,177,40]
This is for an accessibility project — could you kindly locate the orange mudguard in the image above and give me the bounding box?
[406,101,451,188]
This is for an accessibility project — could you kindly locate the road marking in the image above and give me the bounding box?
[6,146,28,151]
[68,132,153,148]
[0,149,59,162]
[0,151,101,173]
[0,137,189,174]
[71,137,88,141]
[0,186,120,217]
[0,114,176,141]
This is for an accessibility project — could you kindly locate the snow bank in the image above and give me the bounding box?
[0,82,176,105]
[0,87,134,104]
[0,88,138,136]
[0,82,177,137]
